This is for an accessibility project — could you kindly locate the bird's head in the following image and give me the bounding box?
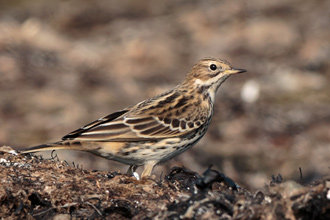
[183,58,246,101]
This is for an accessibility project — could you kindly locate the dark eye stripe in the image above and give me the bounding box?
[208,71,221,78]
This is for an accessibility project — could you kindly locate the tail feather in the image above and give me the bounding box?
[21,141,83,154]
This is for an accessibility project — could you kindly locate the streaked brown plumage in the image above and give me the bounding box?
[21,58,246,178]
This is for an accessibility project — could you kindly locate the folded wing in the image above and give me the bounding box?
[63,112,203,142]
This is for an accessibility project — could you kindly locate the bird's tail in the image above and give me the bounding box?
[21,140,83,154]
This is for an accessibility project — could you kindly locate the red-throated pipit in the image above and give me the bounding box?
[22,58,246,178]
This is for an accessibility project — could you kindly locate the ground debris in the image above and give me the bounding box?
[0,146,329,219]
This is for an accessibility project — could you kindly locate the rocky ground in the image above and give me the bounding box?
[0,0,329,218]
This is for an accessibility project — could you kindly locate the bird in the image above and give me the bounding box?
[21,58,246,178]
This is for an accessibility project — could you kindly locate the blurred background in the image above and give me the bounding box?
[0,0,329,190]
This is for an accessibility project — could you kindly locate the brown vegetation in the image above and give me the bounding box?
[1,146,329,219]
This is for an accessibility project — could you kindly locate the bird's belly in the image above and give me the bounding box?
[88,126,208,166]
[122,130,207,164]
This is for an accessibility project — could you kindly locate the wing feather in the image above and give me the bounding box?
[62,109,130,140]
[62,90,207,142]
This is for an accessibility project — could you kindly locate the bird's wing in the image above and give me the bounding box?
[62,91,207,142]
[62,109,130,140]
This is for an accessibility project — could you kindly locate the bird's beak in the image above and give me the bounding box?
[224,68,247,75]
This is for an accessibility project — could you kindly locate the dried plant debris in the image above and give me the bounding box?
[0,146,329,219]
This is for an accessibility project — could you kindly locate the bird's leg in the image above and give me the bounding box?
[141,161,157,178]
[126,165,138,176]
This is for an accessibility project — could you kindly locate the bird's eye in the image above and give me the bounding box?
[210,64,217,71]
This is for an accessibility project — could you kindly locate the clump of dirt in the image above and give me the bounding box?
[1,146,329,219]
